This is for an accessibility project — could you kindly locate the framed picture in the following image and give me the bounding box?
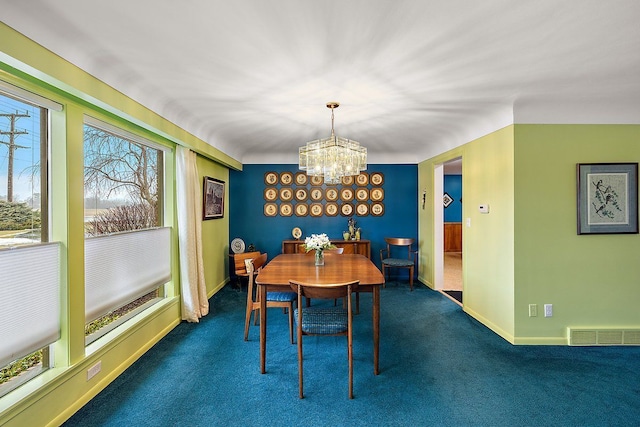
[577,163,638,234]
[203,176,225,219]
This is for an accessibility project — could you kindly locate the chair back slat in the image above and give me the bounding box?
[234,251,261,275]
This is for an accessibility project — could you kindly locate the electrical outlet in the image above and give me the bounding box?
[87,361,101,380]
[544,304,553,317]
[528,304,537,317]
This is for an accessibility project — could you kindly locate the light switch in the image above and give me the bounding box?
[478,204,490,214]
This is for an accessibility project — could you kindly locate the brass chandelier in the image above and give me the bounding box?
[298,102,367,185]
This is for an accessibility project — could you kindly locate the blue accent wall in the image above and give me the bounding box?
[444,174,462,222]
[229,164,418,274]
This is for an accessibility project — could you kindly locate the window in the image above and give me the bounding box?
[0,88,57,397]
[83,118,169,343]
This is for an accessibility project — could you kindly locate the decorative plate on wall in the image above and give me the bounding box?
[355,188,369,202]
[325,187,339,201]
[279,187,293,201]
[264,187,278,201]
[295,172,308,186]
[370,172,384,186]
[309,203,323,217]
[371,202,385,216]
[340,203,354,217]
[310,187,323,201]
[279,203,293,216]
[279,171,293,186]
[310,176,324,186]
[295,188,309,202]
[295,203,309,217]
[264,203,277,217]
[356,172,369,186]
[325,202,339,216]
[341,175,354,185]
[231,238,245,254]
[264,171,278,186]
[370,188,384,202]
[356,203,370,216]
[340,187,354,202]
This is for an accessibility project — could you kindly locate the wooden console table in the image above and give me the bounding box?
[282,239,371,259]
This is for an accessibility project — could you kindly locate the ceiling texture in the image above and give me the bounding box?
[2,0,639,166]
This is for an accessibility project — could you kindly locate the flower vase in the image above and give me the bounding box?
[315,250,324,266]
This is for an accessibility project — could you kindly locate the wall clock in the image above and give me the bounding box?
[325,202,339,217]
[370,188,384,201]
[355,188,369,202]
[264,171,278,186]
[356,203,369,216]
[280,203,293,216]
[340,187,354,201]
[371,202,385,217]
[310,203,323,217]
[279,187,293,201]
[295,203,309,217]
[264,203,277,217]
[325,187,339,201]
[340,203,354,217]
[231,238,245,254]
[370,172,384,186]
[279,171,293,185]
[310,176,324,186]
[264,187,278,201]
[356,172,369,186]
[295,172,308,186]
[295,188,309,202]
[310,187,323,201]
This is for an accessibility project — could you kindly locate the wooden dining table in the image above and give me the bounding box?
[255,253,385,375]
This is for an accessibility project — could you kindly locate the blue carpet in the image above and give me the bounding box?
[64,285,640,427]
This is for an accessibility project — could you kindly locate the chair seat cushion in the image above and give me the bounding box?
[382,258,414,267]
[294,308,348,334]
[266,291,297,302]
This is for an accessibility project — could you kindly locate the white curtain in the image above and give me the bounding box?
[176,146,209,322]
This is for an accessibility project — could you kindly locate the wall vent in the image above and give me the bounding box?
[568,328,640,346]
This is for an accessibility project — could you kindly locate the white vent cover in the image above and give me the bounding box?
[568,328,640,346]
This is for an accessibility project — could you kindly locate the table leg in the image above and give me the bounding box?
[373,285,380,375]
[259,284,267,374]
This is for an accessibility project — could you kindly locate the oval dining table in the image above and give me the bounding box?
[255,253,385,375]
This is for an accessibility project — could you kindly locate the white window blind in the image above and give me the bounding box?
[84,227,171,323]
[0,243,61,368]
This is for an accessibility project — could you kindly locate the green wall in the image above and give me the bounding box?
[419,127,515,342]
[419,124,640,345]
[513,124,640,343]
[0,23,233,426]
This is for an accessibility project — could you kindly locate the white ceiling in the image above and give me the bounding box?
[2,0,639,166]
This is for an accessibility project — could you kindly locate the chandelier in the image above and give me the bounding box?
[299,102,367,185]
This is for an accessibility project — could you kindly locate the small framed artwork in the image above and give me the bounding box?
[203,177,225,219]
[577,163,638,234]
[279,171,294,186]
[295,172,308,186]
[325,202,339,217]
[264,171,278,186]
[356,172,369,186]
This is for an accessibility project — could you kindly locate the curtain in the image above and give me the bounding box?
[176,146,209,322]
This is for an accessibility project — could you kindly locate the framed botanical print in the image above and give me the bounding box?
[203,176,225,219]
[577,163,638,234]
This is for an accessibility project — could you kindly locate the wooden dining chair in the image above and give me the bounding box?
[380,237,418,291]
[289,279,359,399]
[244,253,297,344]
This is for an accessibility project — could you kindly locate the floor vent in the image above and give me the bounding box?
[568,328,640,346]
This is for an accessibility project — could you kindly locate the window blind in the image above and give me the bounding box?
[84,227,171,323]
[0,243,61,368]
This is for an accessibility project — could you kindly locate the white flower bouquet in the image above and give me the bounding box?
[302,233,336,252]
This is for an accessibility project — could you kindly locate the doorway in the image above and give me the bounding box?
[435,157,463,305]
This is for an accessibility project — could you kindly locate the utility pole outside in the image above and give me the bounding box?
[0,111,30,202]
